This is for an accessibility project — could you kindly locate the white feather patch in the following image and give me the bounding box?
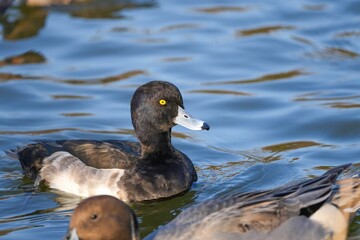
[310,203,347,233]
[40,151,124,198]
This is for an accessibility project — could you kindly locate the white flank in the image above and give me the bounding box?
[40,151,124,198]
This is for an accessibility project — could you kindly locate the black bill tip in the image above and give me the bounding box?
[201,122,210,131]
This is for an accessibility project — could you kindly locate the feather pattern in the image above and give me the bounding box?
[146,164,359,240]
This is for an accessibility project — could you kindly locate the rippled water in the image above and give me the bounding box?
[1,0,360,239]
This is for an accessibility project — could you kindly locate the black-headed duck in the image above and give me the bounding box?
[7,81,209,201]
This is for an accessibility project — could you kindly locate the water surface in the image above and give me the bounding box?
[1,0,360,239]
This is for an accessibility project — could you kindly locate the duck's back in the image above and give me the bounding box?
[59,140,140,168]
[10,139,140,181]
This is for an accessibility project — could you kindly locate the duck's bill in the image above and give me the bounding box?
[65,228,79,240]
[174,106,210,131]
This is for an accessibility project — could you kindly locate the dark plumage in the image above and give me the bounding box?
[7,81,209,201]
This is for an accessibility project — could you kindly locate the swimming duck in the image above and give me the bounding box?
[7,81,209,201]
[66,195,140,240]
[66,164,360,240]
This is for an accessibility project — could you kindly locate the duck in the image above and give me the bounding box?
[7,81,210,201]
[66,164,360,240]
[65,195,140,240]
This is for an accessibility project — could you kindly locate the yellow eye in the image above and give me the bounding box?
[159,99,167,105]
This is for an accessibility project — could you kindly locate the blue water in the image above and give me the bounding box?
[1,0,360,239]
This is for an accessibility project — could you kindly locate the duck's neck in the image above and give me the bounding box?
[137,130,174,158]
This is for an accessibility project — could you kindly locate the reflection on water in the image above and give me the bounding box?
[262,141,324,152]
[195,6,247,14]
[295,93,360,102]
[1,0,360,239]
[62,70,147,85]
[61,112,93,117]
[161,56,192,62]
[0,51,45,66]
[50,94,91,100]
[294,92,360,110]
[67,1,155,19]
[0,0,12,14]
[302,4,327,11]
[326,102,360,109]
[159,24,198,33]
[236,25,295,37]
[205,69,308,85]
[336,31,360,38]
[1,0,156,40]
[189,89,251,96]
[306,47,359,60]
[1,7,47,40]
[0,70,147,85]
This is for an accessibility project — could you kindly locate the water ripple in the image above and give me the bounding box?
[204,69,309,85]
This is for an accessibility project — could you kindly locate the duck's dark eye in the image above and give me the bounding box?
[90,214,98,220]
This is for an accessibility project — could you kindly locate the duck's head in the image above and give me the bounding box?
[131,81,209,147]
[65,195,139,240]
